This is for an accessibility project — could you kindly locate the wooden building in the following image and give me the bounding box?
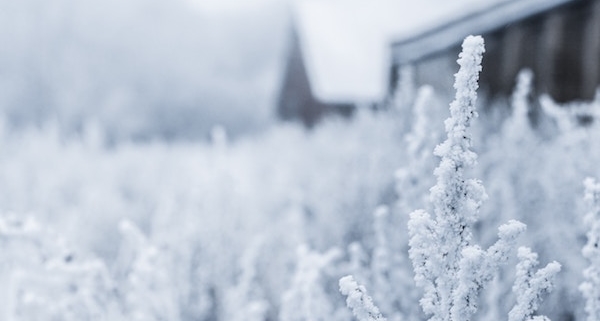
[391,0,600,103]
[278,0,600,125]
[277,30,354,127]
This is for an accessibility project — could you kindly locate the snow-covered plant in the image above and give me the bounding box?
[347,242,369,285]
[370,206,395,315]
[539,95,572,133]
[0,216,119,320]
[370,206,417,321]
[405,85,437,158]
[509,247,560,321]
[539,94,600,134]
[14,256,119,321]
[395,85,441,245]
[407,35,530,321]
[280,245,341,321]
[396,85,440,215]
[115,220,178,321]
[477,68,540,248]
[391,64,417,119]
[339,275,386,321]
[369,206,401,321]
[454,221,528,315]
[580,177,600,321]
[224,238,269,321]
[504,69,535,142]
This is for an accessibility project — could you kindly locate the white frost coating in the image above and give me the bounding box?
[406,85,436,157]
[505,69,534,142]
[0,216,118,320]
[497,220,528,240]
[486,220,527,264]
[581,177,600,321]
[539,94,600,133]
[339,275,386,321]
[397,84,440,219]
[410,36,488,321]
[371,206,393,316]
[117,220,179,321]
[280,245,341,321]
[224,239,269,321]
[452,220,526,320]
[453,245,486,318]
[509,247,561,321]
[431,35,486,228]
[348,242,369,285]
[407,209,437,294]
[408,36,531,321]
[511,69,533,123]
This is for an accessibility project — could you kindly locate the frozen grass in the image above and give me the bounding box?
[0,82,599,320]
[0,110,404,320]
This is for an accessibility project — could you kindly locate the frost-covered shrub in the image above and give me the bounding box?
[338,205,419,321]
[396,84,443,216]
[279,245,341,321]
[0,216,120,320]
[223,238,269,321]
[0,100,408,320]
[13,255,119,321]
[2,17,600,321]
[477,69,539,235]
[407,35,558,321]
[471,68,600,320]
[370,206,416,321]
[114,220,179,321]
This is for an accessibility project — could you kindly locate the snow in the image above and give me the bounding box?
[0,60,599,319]
[0,0,597,319]
[510,247,561,321]
[293,0,573,103]
[339,275,386,321]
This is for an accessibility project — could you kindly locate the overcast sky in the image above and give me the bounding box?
[0,0,291,139]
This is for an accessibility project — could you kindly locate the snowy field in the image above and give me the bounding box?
[1,55,600,321]
[0,1,600,321]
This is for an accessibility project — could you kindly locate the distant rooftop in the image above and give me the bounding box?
[293,0,575,103]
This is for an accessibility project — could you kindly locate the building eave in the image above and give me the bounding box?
[391,0,578,65]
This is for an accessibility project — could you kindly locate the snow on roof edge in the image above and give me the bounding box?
[292,0,396,103]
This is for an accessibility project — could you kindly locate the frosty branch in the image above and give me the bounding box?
[407,35,558,321]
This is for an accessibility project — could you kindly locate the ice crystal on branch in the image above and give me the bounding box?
[509,247,560,321]
[431,35,486,230]
[452,220,526,319]
[339,275,386,321]
[408,35,531,321]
